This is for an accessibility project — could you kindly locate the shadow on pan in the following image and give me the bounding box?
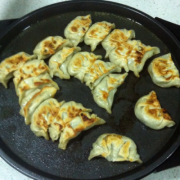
[0,1,180,180]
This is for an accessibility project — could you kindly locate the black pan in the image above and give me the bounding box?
[0,1,180,180]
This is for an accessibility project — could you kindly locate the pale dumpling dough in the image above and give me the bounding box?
[49,47,81,79]
[92,73,128,114]
[64,15,92,46]
[0,52,36,88]
[68,51,102,82]
[84,21,115,51]
[148,53,180,88]
[33,36,72,59]
[88,133,142,163]
[134,91,175,130]
[102,29,135,58]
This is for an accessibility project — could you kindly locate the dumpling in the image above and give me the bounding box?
[58,112,106,150]
[30,98,65,140]
[13,59,51,92]
[92,73,128,113]
[33,36,73,59]
[64,15,92,46]
[88,133,142,163]
[68,52,102,82]
[17,73,59,103]
[109,41,132,72]
[148,53,180,88]
[84,21,115,51]
[109,40,160,76]
[22,86,57,125]
[49,101,92,141]
[134,91,175,130]
[0,52,36,88]
[84,60,121,90]
[102,29,135,58]
[127,40,160,77]
[49,47,81,79]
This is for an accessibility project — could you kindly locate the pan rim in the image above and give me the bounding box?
[0,1,180,180]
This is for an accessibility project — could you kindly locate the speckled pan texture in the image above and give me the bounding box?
[0,1,180,180]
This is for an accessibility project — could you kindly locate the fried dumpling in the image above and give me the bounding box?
[88,133,142,163]
[68,52,102,82]
[134,91,175,130]
[64,15,92,46]
[0,52,36,88]
[127,40,160,77]
[92,73,128,113]
[109,40,160,76]
[102,29,135,58]
[33,36,73,59]
[30,98,64,140]
[17,73,59,103]
[84,21,115,51]
[22,86,57,125]
[148,53,180,88]
[84,60,121,90]
[13,59,51,92]
[49,47,81,79]
[58,112,105,150]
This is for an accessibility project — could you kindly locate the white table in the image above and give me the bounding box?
[0,0,180,180]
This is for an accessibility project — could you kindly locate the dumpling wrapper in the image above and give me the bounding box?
[127,40,160,77]
[84,60,121,90]
[84,21,115,51]
[49,47,81,79]
[68,52,102,82]
[58,112,106,150]
[0,52,36,88]
[134,91,175,130]
[30,98,65,140]
[102,29,135,58]
[64,15,92,46]
[17,73,59,103]
[148,53,180,88]
[22,86,57,125]
[92,73,128,114]
[88,133,142,163]
[109,40,160,76]
[33,36,73,60]
[13,59,51,92]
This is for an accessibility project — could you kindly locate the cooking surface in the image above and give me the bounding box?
[0,1,180,180]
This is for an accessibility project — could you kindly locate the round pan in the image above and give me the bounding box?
[0,1,180,180]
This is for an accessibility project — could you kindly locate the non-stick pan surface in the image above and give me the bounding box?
[0,1,180,180]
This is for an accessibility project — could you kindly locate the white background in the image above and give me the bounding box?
[0,0,180,180]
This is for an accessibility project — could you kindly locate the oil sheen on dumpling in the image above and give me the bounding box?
[49,101,92,141]
[30,98,64,140]
[17,73,59,103]
[64,15,92,46]
[68,52,102,82]
[92,73,128,114]
[84,60,121,90]
[134,91,175,130]
[84,21,115,51]
[58,112,105,150]
[13,59,51,92]
[109,40,160,76]
[102,29,135,58]
[148,53,180,88]
[88,133,142,163]
[0,52,36,88]
[22,86,57,125]
[49,47,81,79]
[33,36,73,59]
